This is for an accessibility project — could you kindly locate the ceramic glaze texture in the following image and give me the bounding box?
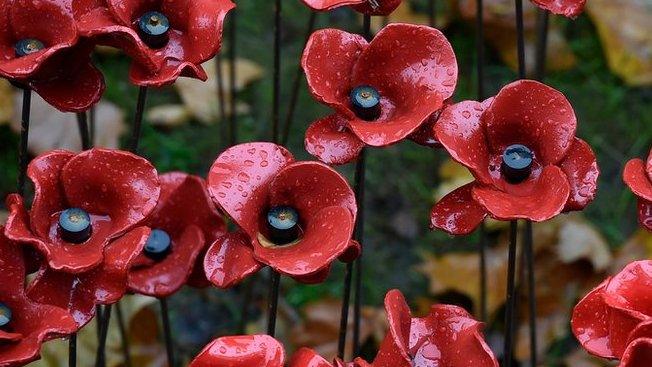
[189,335,285,367]
[623,149,652,231]
[0,0,104,112]
[431,79,599,235]
[289,348,372,367]
[302,23,457,165]
[127,172,226,297]
[530,0,587,18]
[300,0,402,15]
[204,142,358,287]
[73,0,235,86]
[571,260,652,366]
[4,148,160,273]
[0,231,77,366]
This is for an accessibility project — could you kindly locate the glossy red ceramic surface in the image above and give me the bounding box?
[300,0,402,15]
[189,335,285,367]
[289,348,372,367]
[530,0,586,18]
[623,149,652,231]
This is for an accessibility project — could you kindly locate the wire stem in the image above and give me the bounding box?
[17,88,31,197]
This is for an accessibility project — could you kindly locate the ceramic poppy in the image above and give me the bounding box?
[189,335,285,367]
[289,348,372,367]
[620,337,652,367]
[26,227,150,328]
[0,0,104,112]
[300,0,402,15]
[431,80,599,235]
[302,23,457,165]
[73,0,235,87]
[0,230,77,366]
[623,149,652,231]
[530,0,586,18]
[571,260,652,362]
[203,142,358,287]
[372,289,498,367]
[4,148,160,273]
[127,172,226,297]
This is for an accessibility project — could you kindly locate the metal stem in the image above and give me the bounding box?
[228,10,238,146]
[76,112,91,150]
[534,10,550,81]
[272,0,281,142]
[216,54,228,148]
[281,11,318,146]
[266,270,281,337]
[476,0,488,323]
[525,220,537,366]
[95,305,112,367]
[503,221,518,367]
[129,86,148,154]
[479,222,488,321]
[89,107,96,145]
[115,302,132,367]
[17,88,31,197]
[69,333,77,367]
[515,0,526,79]
[338,261,354,359]
[160,298,175,367]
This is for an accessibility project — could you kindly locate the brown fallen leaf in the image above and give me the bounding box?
[10,92,126,155]
[587,0,652,86]
[174,58,264,125]
[0,79,13,125]
[459,0,576,74]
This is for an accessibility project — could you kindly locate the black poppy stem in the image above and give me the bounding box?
[159,298,176,367]
[476,0,488,322]
[503,221,518,367]
[17,88,32,197]
[76,112,91,150]
[95,305,112,367]
[129,86,149,154]
[115,302,133,367]
[69,333,77,367]
[281,11,318,146]
[89,106,96,145]
[524,220,537,366]
[228,10,238,146]
[216,54,228,147]
[271,0,282,142]
[514,0,526,79]
[534,9,549,81]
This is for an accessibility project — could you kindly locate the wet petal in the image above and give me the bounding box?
[624,158,652,202]
[430,183,487,235]
[571,280,615,358]
[530,0,586,18]
[305,114,364,165]
[560,138,599,211]
[189,335,285,367]
[204,232,263,289]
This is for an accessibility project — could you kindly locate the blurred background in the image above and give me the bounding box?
[0,0,650,366]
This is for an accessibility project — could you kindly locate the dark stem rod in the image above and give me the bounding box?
[69,333,77,367]
[160,298,175,367]
[476,0,488,323]
[115,302,133,367]
[228,10,238,146]
[95,305,112,367]
[271,0,281,142]
[129,86,149,154]
[266,270,281,337]
[534,9,550,81]
[514,0,526,79]
[76,112,91,150]
[503,221,518,367]
[216,54,228,148]
[525,221,537,366]
[17,88,32,197]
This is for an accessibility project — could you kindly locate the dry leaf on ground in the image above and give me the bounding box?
[0,79,14,125]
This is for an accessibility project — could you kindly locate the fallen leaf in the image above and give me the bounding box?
[10,92,126,155]
[0,79,13,125]
[175,58,264,125]
[587,0,652,86]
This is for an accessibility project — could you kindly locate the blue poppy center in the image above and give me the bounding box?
[266,206,300,245]
[144,229,172,261]
[137,11,170,48]
[501,144,534,184]
[58,208,92,244]
[14,38,44,57]
[350,85,381,121]
[0,303,12,328]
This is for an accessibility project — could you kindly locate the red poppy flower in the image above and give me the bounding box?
[572,260,652,362]
[372,289,498,367]
[530,0,586,18]
[431,80,599,235]
[127,172,226,298]
[73,0,235,87]
[189,335,285,367]
[203,142,358,287]
[623,149,652,231]
[0,230,77,366]
[4,148,160,273]
[300,0,402,15]
[0,0,104,112]
[621,336,652,367]
[302,23,457,165]
[26,227,150,328]
[289,348,371,367]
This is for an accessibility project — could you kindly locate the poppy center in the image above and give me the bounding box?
[144,229,172,261]
[350,85,381,121]
[137,11,170,49]
[14,38,45,57]
[58,208,92,244]
[266,206,300,245]
[0,303,11,329]
[501,144,534,184]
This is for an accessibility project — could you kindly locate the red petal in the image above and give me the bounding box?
[253,206,353,280]
[293,264,332,284]
[472,166,570,222]
[338,240,361,263]
[638,200,652,232]
[620,338,652,367]
[302,29,367,118]
[571,280,615,358]
[269,161,357,221]
[129,58,207,87]
[27,150,74,239]
[373,290,412,367]
[300,0,366,11]
[348,24,455,146]
[128,225,205,297]
[560,138,599,211]
[61,148,160,239]
[530,0,586,18]
[350,0,402,15]
[408,112,442,149]
[289,348,333,367]
[305,114,365,165]
[189,335,285,367]
[106,0,159,26]
[484,80,576,165]
[204,232,263,289]
[435,100,492,184]
[430,183,487,235]
[624,158,652,202]
[628,320,652,345]
[207,143,294,238]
